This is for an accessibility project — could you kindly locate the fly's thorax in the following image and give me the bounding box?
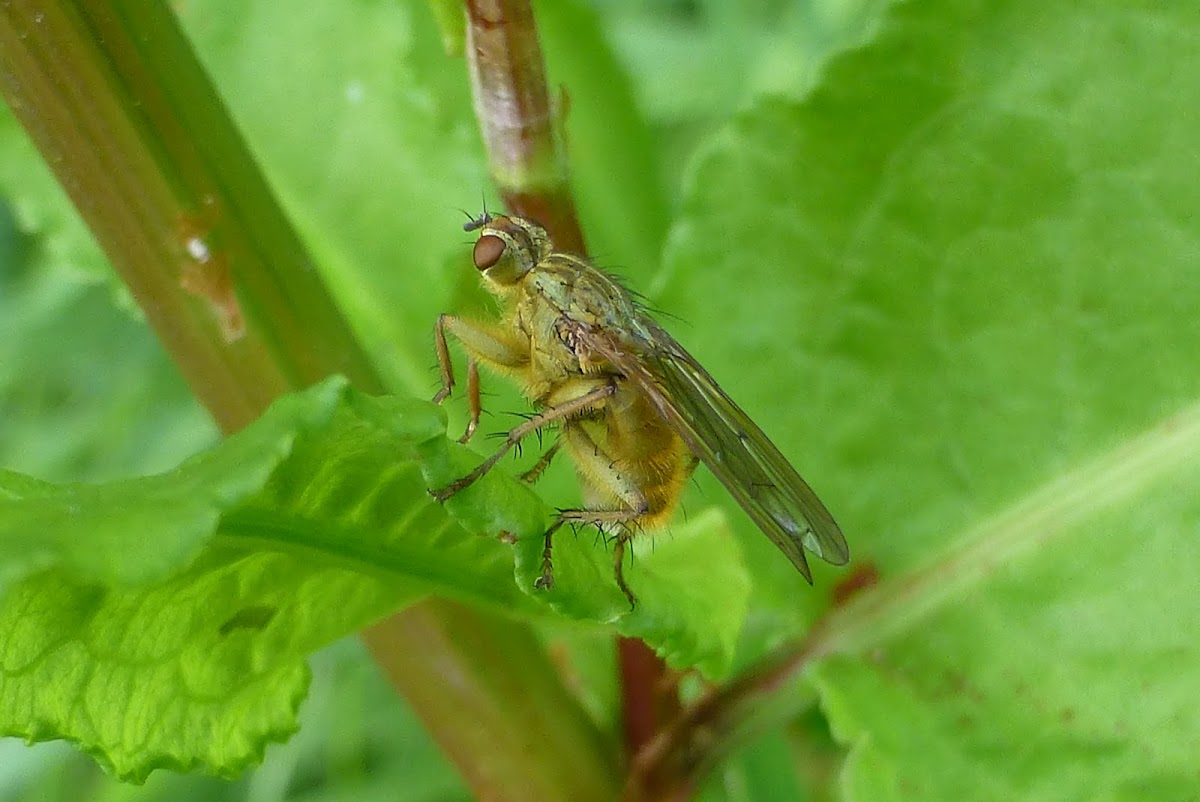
[527,264,586,321]
[502,279,594,404]
[550,255,641,326]
[521,257,624,379]
[533,256,650,358]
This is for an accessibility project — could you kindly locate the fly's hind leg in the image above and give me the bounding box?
[534,517,566,591]
[547,508,644,609]
[536,423,654,609]
[613,530,636,611]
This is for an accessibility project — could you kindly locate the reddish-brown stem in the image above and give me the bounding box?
[625,564,883,799]
[464,0,584,253]
[463,0,679,779]
[619,639,683,777]
[624,633,823,801]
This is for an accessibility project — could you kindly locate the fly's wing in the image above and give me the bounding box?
[582,322,848,581]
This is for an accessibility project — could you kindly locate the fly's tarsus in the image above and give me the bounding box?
[520,440,561,484]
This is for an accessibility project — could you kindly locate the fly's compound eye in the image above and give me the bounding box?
[473,235,506,271]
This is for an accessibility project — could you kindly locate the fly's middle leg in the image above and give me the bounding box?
[520,440,562,484]
[544,508,646,609]
[430,380,616,503]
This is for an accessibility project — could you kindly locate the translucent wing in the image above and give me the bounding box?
[581,321,849,581]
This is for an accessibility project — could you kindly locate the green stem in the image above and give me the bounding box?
[370,601,618,799]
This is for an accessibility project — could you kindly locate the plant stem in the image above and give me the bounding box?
[369,600,618,800]
[465,0,584,253]
[462,0,681,775]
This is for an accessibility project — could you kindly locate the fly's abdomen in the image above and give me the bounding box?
[563,382,690,529]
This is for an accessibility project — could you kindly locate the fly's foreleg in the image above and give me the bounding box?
[430,380,616,503]
[432,314,456,405]
[433,314,527,442]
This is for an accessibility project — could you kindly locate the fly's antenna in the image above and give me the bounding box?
[462,192,493,232]
[461,209,492,232]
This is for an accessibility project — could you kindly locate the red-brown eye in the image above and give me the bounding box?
[473,235,506,270]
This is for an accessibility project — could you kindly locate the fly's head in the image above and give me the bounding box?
[467,214,552,289]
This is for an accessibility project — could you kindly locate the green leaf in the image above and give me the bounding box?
[418,433,751,679]
[0,372,750,782]
[661,0,1200,796]
[0,377,519,781]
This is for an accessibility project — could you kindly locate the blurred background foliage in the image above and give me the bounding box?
[0,1,878,799]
